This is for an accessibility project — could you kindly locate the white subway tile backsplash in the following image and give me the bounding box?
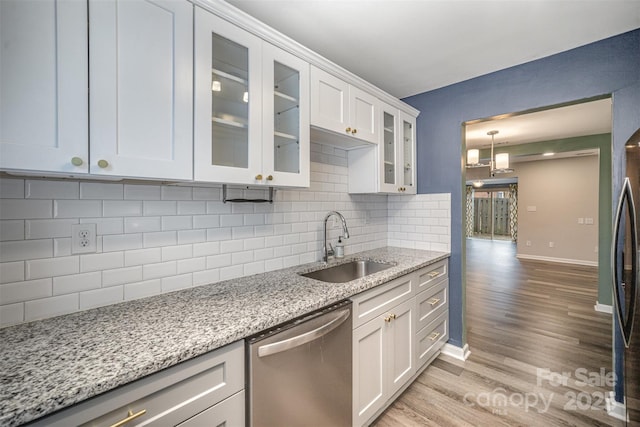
[161,245,192,262]
[26,256,79,280]
[0,302,24,327]
[1,278,52,304]
[143,201,177,216]
[143,231,177,248]
[193,242,220,257]
[193,269,219,286]
[80,252,124,273]
[177,229,206,245]
[80,182,124,200]
[0,170,452,327]
[177,257,206,274]
[25,219,77,239]
[0,179,24,199]
[102,266,143,287]
[143,261,176,280]
[79,286,123,310]
[0,261,24,284]
[0,239,53,262]
[161,216,192,231]
[124,217,161,234]
[53,200,101,219]
[177,201,205,215]
[25,294,78,322]
[161,186,192,201]
[1,200,53,220]
[103,201,143,217]
[53,272,101,295]
[26,180,78,200]
[0,220,24,241]
[161,274,192,292]
[124,279,161,300]
[102,234,143,252]
[124,248,162,267]
[124,184,161,200]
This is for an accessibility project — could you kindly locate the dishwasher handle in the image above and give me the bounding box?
[257,308,350,358]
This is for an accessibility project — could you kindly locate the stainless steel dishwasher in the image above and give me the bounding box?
[247,300,352,427]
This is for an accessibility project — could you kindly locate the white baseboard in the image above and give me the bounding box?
[440,343,471,361]
[605,391,628,421]
[594,302,613,314]
[516,254,598,267]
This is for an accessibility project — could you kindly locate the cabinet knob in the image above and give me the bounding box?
[345,127,352,134]
[255,174,263,180]
[71,157,83,166]
[384,315,392,323]
[97,159,109,168]
[351,128,357,135]
[266,175,273,181]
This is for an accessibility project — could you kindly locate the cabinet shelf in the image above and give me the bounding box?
[384,126,394,133]
[274,131,298,146]
[211,68,248,86]
[212,116,248,129]
[274,91,299,115]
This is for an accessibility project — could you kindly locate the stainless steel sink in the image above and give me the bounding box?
[300,260,394,283]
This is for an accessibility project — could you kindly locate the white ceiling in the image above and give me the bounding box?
[465,98,612,149]
[226,0,640,99]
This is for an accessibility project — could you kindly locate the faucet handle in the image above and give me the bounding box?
[327,243,335,256]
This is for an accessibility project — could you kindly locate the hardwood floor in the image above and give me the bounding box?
[373,239,623,426]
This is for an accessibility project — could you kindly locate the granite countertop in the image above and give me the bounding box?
[0,247,449,427]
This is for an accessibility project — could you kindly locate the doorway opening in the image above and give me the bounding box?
[466,185,517,242]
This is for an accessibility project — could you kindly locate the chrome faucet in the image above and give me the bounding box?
[323,211,350,263]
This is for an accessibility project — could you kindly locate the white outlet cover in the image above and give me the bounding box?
[72,223,97,254]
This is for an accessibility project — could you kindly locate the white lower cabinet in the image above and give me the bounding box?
[30,341,244,427]
[352,259,449,426]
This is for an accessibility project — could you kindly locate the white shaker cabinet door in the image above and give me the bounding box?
[0,0,89,174]
[310,67,350,136]
[89,0,193,180]
[348,85,378,144]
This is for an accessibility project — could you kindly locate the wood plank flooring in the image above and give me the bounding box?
[373,239,624,426]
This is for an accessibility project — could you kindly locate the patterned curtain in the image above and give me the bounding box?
[508,183,518,242]
[466,185,474,238]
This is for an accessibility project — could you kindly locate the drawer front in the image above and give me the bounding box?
[416,279,448,331]
[415,310,448,368]
[36,341,244,427]
[351,274,413,329]
[178,390,244,427]
[415,259,448,293]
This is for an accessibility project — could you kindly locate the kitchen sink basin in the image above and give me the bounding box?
[300,260,394,283]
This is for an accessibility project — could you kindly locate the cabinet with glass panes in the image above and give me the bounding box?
[194,8,309,187]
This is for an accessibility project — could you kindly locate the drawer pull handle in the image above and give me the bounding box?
[428,271,440,278]
[110,409,147,427]
[429,332,441,341]
[428,298,441,307]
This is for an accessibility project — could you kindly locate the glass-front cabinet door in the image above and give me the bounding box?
[399,112,416,194]
[379,107,398,193]
[194,7,262,184]
[262,43,309,187]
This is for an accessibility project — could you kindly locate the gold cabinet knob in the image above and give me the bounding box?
[97,159,109,168]
[345,127,352,134]
[255,174,263,180]
[351,128,357,135]
[71,157,83,166]
[384,315,391,323]
[266,175,273,181]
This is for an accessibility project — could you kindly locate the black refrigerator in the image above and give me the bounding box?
[613,127,640,425]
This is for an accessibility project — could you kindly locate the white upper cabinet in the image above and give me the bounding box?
[194,7,309,187]
[89,0,193,180]
[0,0,89,174]
[310,66,378,145]
[348,103,417,194]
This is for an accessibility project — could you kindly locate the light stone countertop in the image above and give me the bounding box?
[0,247,449,427]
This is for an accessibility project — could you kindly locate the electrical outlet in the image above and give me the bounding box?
[72,223,97,254]
[526,240,531,247]
[549,241,555,248]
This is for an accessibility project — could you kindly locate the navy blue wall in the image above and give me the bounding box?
[403,29,640,353]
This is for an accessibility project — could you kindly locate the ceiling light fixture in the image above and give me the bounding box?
[466,130,514,176]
